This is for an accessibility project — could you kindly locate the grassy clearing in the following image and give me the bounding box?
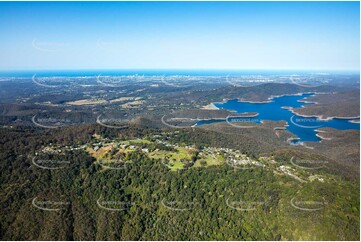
[119,139,151,145]
[66,99,107,105]
[162,160,185,171]
[149,147,192,162]
[194,154,224,167]
[121,100,144,109]
[87,138,223,171]
[149,147,194,171]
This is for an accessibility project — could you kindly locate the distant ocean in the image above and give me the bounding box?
[0,69,354,78]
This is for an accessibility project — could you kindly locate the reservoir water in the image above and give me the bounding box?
[197,93,360,143]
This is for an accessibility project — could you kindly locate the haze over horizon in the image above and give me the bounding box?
[0,1,359,71]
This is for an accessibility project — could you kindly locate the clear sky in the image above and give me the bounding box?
[0,1,359,71]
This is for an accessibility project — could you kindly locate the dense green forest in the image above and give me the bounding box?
[0,124,359,240]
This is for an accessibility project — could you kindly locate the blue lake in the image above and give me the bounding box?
[197,93,360,143]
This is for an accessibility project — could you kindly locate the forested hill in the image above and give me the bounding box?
[0,124,359,240]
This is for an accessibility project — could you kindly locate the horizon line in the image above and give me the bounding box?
[0,68,359,72]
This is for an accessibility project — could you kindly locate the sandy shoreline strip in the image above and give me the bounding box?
[315,129,332,141]
[349,119,360,124]
[201,103,219,110]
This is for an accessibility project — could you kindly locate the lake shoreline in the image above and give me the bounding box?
[211,92,360,122]
[202,92,359,143]
[289,108,360,121]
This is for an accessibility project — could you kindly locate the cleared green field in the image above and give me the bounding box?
[162,160,185,171]
[194,154,224,167]
[119,139,152,144]
[149,147,194,171]
[149,147,192,161]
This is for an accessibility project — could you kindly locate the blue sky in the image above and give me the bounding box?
[0,1,359,71]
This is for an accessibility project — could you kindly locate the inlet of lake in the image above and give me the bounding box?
[196,93,360,143]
